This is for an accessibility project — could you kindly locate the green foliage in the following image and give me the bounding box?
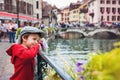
[43,67,62,80]
[82,41,120,80]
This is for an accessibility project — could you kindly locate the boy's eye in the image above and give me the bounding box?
[33,37,39,41]
[33,38,37,40]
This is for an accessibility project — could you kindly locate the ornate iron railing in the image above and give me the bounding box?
[37,51,73,80]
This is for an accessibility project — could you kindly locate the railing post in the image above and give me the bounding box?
[37,54,47,80]
[37,54,43,80]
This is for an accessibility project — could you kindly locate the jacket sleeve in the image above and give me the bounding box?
[12,44,40,59]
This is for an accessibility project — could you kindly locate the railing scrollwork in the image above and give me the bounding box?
[37,51,73,80]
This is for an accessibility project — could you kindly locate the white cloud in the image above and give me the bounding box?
[43,0,82,8]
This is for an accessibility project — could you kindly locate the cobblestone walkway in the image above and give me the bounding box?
[0,42,14,80]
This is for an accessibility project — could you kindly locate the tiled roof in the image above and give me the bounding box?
[42,1,53,17]
[42,1,59,17]
[69,2,81,10]
[42,5,52,17]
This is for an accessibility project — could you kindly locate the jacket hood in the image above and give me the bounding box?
[6,44,17,64]
[6,45,14,56]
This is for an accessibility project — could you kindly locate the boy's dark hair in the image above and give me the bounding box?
[20,33,29,44]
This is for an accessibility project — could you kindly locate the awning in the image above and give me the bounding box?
[0,11,37,21]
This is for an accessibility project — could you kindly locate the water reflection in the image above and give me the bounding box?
[48,38,118,54]
[47,38,119,68]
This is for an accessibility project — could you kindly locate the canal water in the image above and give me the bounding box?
[46,38,119,69]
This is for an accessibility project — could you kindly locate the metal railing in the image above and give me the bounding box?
[37,50,74,80]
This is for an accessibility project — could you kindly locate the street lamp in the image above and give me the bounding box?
[16,0,20,27]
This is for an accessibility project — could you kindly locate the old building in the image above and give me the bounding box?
[79,0,89,22]
[61,7,69,22]
[88,0,120,23]
[0,0,42,24]
[69,1,81,22]
[33,0,42,22]
[42,1,58,26]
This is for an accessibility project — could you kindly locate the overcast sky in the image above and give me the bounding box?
[43,0,82,8]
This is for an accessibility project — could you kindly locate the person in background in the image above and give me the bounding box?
[28,22,33,26]
[7,20,17,43]
[0,24,3,42]
[1,21,8,42]
[6,26,45,80]
[39,21,45,30]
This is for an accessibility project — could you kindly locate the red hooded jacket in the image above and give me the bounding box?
[6,44,40,80]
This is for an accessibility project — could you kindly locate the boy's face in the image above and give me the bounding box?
[22,34,40,48]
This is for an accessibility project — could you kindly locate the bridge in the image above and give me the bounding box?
[59,28,120,37]
[59,28,120,38]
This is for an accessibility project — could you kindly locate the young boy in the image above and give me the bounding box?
[6,26,45,80]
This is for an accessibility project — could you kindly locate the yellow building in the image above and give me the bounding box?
[61,7,69,22]
[69,2,81,22]
[79,0,91,22]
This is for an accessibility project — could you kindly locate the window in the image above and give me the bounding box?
[119,0,120,4]
[112,16,116,21]
[106,0,110,4]
[37,13,39,19]
[100,7,105,14]
[5,0,12,4]
[101,16,104,21]
[112,0,116,4]
[36,1,39,9]
[4,0,12,12]
[23,2,26,14]
[112,8,116,14]
[118,8,120,14]
[73,11,76,13]
[107,16,109,21]
[100,0,105,4]
[106,7,110,14]
[117,16,120,21]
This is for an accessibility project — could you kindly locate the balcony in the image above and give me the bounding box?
[0,3,17,13]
